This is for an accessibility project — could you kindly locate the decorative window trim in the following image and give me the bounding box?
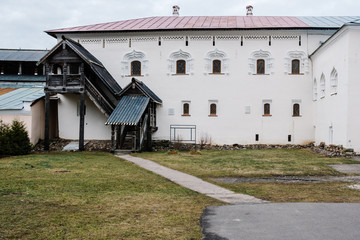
[168,49,193,75]
[320,73,326,99]
[121,50,148,77]
[284,51,309,75]
[330,68,338,95]
[313,78,318,101]
[208,100,218,117]
[204,49,229,75]
[262,99,272,117]
[249,50,274,75]
[181,101,191,116]
[292,99,302,117]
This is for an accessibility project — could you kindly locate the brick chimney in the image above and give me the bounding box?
[246,5,253,16]
[173,5,180,16]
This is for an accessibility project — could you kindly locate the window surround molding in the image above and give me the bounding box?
[168,49,193,75]
[121,50,148,77]
[284,51,309,75]
[330,67,338,95]
[292,99,302,117]
[249,50,274,75]
[204,49,229,75]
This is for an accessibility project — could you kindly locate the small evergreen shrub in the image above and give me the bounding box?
[0,120,32,156]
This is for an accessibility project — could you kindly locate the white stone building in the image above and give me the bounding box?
[42,9,360,152]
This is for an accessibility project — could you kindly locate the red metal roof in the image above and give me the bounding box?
[46,16,311,34]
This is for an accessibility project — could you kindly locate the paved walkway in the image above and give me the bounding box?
[118,154,264,204]
[62,141,88,151]
[201,203,360,240]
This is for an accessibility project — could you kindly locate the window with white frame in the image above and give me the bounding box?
[208,100,218,117]
[320,73,326,98]
[313,78,318,101]
[292,100,302,117]
[168,49,193,75]
[284,51,308,75]
[330,68,338,95]
[249,50,274,75]
[262,100,272,116]
[204,49,228,75]
[182,101,191,116]
[121,50,148,77]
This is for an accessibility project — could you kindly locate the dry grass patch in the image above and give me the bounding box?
[0,152,221,239]
[135,149,356,178]
[135,149,360,203]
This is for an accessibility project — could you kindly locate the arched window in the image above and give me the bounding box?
[168,50,192,75]
[330,68,338,95]
[205,49,228,75]
[176,60,186,74]
[257,59,265,74]
[320,73,326,98]
[264,103,271,115]
[285,51,308,75]
[293,103,300,116]
[131,61,141,76]
[121,50,147,77]
[249,50,273,75]
[210,103,217,116]
[291,59,300,74]
[212,60,221,74]
[183,103,190,116]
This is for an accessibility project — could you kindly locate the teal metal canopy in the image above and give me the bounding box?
[0,87,45,110]
[105,95,149,126]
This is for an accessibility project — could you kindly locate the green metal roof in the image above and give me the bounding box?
[0,87,45,110]
[105,95,149,126]
[0,49,48,62]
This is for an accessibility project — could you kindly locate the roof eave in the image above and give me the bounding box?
[45,26,336,36]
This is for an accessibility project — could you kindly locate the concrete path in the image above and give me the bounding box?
[201,203,360,240]
[329,164,360,174]
[118,154,263,204]
[62,141,88,151]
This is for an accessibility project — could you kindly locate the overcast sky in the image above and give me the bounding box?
[1,0,359,50]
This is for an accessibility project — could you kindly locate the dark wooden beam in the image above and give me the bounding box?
[116,125,121,149]
[79,92,85,151]
[111,125,115,153]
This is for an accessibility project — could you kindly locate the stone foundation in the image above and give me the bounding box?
[152,140,359,157]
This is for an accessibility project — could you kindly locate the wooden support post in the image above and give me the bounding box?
[79,92,85,151]
[111,125,115,153]
[116,125,121,149]
[44,92,50,151]
[135,124,140,152]
[147,110,152,151]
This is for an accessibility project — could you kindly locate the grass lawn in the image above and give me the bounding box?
[135,149,360,202]
[0,152,221,240]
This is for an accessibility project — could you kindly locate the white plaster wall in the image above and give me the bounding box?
[55,29,335,145]
[311,28,350,149]
[0,112,34,143]
[30,99,45,144]
[346,27,360,151]
[57,94,110,140]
